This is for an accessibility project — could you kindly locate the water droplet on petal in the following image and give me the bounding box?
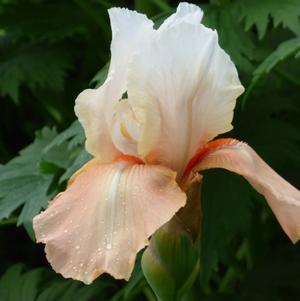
[106,244,112,250]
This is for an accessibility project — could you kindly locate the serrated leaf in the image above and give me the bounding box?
[0,2,89,42]
[254,37,300,76]
[0,127,57,179]
[242,37,300,105]
[239,0,300,39]
[44,121,84,153]
[36,279,110,301]
[0,120,91,238]
[60,149,91,184]
[203,5,254,72]
[0,39,72,102]
[0,264,43,301]
[0,264,112,301]
[0,128,58,238]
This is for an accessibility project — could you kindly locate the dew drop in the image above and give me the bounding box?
[106,243,112,250]
[75,245,80,250]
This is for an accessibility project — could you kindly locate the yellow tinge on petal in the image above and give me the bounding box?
[74,7,154,162]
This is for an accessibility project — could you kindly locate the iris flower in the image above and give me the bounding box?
[33,3,300,284]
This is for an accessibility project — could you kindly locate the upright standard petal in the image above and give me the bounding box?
[75,9,154,162]
[33,160,186,284]
[183,139,300,243]
[159,2,203,30]
[128,21,244,175]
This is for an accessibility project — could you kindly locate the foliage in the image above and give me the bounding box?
[238,0,300,39]
[0,264,114,301]
[0,0,299,300]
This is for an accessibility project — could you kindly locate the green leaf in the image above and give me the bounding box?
[0,264,43,301]
[203,4,254,72]
[242,37,300,105]
[254,37,300,74]
[0,39,72,102]
[60,148,92,184]
[0,128,58,237]
[36,279,111,301]
[142,219,200,301]
[200,170,253,285]
[0,120,91,238]
[0,264,112,301]
[42,121,85,169]
[0,127,57,179]
[123,262,146,300]
[110,256,148,301]
[0,2,90,42]
[90,62,110,88]
[44,121,84,153]
[237,245,300,301]
[239,0,300,39]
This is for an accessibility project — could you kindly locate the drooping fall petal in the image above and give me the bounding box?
[33,160,186,284]
[75,8,153,162]
[185,139,300,243]
[128,4,244,174]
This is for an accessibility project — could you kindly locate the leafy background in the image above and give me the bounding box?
[0,0,299,300]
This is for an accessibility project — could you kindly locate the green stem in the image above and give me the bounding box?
[0,217,18,226]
